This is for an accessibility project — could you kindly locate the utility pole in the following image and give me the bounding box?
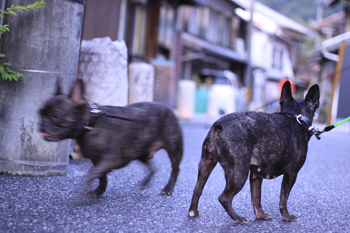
[245,0,255,101]
[315,1,323,46]
[345,1,350,32]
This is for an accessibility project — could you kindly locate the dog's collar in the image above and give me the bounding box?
[294,114,320,139]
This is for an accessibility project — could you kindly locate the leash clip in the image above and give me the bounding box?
[295,114,302,125]
[85,102,103,130]
[88,102,102,115]
[91,108,102,114]
[294,114,321,140]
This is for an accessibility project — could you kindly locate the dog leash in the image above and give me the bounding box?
[314,116,350,137]
[295,114,350,140]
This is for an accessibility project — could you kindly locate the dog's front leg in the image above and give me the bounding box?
[279,173,297,221]
[87,158,130,197]
[250,172,272,220]
[87,174,107,198]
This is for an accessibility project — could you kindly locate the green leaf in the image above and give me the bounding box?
[12,74,18,81]
[5,70,15,74]
[5,70,14,74]
[17,73,24,78]
[16,6,29,11]
[0,65,5,74]
[3,63,12,66]
[8,10,16,16]
[0,54,5,57]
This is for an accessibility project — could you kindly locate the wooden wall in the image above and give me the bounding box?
[81,0,121,41]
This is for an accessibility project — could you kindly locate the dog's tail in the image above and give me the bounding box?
[205,123,222,156]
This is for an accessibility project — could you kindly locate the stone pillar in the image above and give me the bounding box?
[78,37,128,106]
[0,0,85,175]
[128,62,155,104]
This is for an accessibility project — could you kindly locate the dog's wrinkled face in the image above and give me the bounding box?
[279,81,320,120]
[39,80,86,142]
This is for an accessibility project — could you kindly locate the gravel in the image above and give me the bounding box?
[0,122,349,232]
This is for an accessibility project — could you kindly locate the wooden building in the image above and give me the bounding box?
[80,0,248,108]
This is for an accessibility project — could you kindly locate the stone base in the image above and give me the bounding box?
[0,159,68,176]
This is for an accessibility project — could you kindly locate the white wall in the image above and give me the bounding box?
[251,29,295,80]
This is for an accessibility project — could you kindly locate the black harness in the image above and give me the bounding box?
[84,102,135,130]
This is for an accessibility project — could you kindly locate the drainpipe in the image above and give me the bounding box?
[321,30,350,61]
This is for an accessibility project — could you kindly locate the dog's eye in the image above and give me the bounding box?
[52,112,60,118]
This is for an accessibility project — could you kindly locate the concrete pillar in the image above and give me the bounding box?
[0,0,85,175]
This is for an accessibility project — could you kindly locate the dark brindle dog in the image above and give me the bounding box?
[39,79,183,197]
[188,81,320,224]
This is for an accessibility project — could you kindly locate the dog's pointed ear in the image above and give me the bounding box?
[280,81,293,105]
[305,84,320,111]
[69,79,86,105]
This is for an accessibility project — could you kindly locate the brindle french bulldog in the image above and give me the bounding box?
[39,79,183,197]
[188,81,320,224]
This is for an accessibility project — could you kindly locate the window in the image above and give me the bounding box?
[221,17,231,47]
[271,45,283,71]
[279,49,283,70]
[182,6,232,48]
[131,4,147,57]
[187,7,202,36]
[117,0,127,41]
[158,4,174,49]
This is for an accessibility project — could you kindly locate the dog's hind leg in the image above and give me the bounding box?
[218,159,250,224]
[188,157,217,217]
[138,156,156,189]
[279,173,298,221]
[160,138,183,196]
[250,172,272,220]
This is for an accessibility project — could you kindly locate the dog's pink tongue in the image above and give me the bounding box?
[41,132,58,138]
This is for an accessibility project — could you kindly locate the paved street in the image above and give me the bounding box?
[1,119,350,232]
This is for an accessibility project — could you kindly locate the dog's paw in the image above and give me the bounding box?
[188,210,199,217]
[282,214,297,222]
[86,189,104,198]
[234,217,249,224]
[160,188,173,196]
[137,184,147,190]
[256,213,272,221]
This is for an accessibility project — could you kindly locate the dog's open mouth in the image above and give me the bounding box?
[41,132,60,142]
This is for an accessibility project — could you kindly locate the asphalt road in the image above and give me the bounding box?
[1,121,350,232]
